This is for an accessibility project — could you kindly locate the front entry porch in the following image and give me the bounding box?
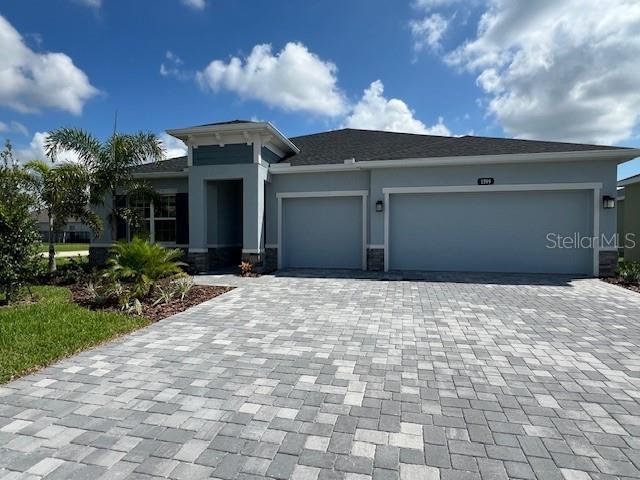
[186,163,269,273]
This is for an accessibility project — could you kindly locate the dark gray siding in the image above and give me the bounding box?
[193,144,252,166]
[261,146,281,164]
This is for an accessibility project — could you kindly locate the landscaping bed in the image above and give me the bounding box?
[602,260,640,294]
[602,277,640,294]
[69,281,232,322]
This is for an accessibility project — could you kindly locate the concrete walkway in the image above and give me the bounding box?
[2,271,640,479]
[39,250,89,258]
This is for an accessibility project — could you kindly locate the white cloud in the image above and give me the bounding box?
[413,0,465,9]
[410,13,449,52]
[0,15,98,115]
[344,80,451,136]
[442,0,640,144]
[0,120,28,136]
[196,42,347,117]
[72,0,101,7]
[159,132,187,159]
[15,132,81,163]
[160,50,185,78]
[181,0,205,9]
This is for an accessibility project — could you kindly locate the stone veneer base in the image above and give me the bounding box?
[88,246,110,267]
[209,247,241,270]
[367,248,384,272]
[599,250,618,277]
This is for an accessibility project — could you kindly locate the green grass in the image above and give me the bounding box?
[38,242,89,253]
[0,286,149,383]
[38,255,89,269]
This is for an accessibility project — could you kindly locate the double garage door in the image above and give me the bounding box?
[279,189,594,275]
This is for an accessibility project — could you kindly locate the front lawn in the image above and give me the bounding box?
[0,286,150,383]
[38,242,89,253]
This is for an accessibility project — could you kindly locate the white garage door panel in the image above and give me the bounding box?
[389,190,593,274]
[283,196,362,269]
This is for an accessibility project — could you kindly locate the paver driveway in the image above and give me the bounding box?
[2,272,640,480]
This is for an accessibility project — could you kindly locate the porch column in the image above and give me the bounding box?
[242,163,268,265]
[187,172,208,272]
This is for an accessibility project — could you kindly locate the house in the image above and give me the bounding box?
[617,174,640,261]
[35,210,91,243]
[89,120,640,276]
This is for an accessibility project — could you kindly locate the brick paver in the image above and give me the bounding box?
[2,271,640,479]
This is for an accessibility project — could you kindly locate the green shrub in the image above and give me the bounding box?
[106,237,185,298]
[85,278,143,315]
[172,276,194,301]
[0,152,42,303]
[618,261,640,284]
[152,276,194,306]
[49,257,91,285]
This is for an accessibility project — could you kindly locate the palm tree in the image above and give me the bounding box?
[25,160,102,272]
[44,129,165,243]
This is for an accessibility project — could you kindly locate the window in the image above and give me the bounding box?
[153,195,176,242]
[128,194,176,243]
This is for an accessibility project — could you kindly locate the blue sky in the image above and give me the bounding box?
[1,0,639,178]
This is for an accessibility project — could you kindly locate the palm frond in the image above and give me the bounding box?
[45,128,102,166]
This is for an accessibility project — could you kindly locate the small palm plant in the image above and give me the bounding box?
[106,237,185,298]
[45,128,165,241]
[25,160,102,272]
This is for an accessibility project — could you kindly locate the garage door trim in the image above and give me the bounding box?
[276,190,369,270]
[382,182,602,276]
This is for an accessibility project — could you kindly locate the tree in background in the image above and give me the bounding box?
[45,129,164,241]
[25,160,102,273]
[0,141,41,303]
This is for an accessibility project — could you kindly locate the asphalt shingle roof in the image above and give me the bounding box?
[134,127,629,173]
[285,128,626,166]
[134,156,187,173]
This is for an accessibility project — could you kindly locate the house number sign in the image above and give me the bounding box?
[477,178,495,185]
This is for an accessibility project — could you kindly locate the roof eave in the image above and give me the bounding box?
[166,122,299,154]
[270,148,640,174]
[618,175,640,187]
[132,171,189,179]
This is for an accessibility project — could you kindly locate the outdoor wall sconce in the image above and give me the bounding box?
[602,195,616,209]
[376,200,384,212]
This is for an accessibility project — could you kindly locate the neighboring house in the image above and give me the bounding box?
[35,210,91,243]
[90,120,640,276]
[617,174,640,261]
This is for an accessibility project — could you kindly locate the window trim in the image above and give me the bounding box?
[128,193,177,243]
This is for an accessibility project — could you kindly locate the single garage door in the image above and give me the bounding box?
[389,190,593,274]
[282,196,363,269]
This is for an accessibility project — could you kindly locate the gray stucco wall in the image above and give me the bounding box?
[264,160,616,249]
[265,171,370,246]
[188,163,267,252]
[624,183,640,261]
[368,160,617,245]
[92,177,188,245]
[617,198,625,247]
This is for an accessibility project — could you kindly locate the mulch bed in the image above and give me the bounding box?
[69,283,233,322]
[601,277,640,294]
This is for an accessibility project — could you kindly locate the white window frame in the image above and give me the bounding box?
[382,183,603,276]
[128,191,178,245]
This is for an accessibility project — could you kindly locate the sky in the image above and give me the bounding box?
[1,0,639,179]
